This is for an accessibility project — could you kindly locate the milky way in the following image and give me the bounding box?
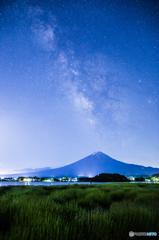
[0,0,159,174]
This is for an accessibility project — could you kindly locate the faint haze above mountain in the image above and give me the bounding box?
[13,167,52,173]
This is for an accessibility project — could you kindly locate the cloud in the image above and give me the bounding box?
[14,167,52,173]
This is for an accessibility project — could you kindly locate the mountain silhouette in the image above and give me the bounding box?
[1,151,159,178]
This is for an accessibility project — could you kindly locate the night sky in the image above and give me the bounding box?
[0,0,159,174]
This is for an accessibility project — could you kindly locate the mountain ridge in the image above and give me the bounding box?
[1,151,159,177]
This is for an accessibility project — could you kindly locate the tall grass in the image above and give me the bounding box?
[0,183,158,240]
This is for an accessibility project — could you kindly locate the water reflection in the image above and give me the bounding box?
[0,181,158,187]
[0,181,91,187]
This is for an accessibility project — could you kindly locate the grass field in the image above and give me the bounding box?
[0,183,159,240]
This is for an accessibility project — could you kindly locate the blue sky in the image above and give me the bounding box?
[0,0,159,174]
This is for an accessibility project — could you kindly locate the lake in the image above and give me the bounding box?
[0,181,158,186]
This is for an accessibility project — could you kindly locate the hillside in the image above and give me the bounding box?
[152,173,159,177]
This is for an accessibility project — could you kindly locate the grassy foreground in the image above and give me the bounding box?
[0,183,159,240]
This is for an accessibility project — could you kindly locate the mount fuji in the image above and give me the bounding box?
[2,152,159,177]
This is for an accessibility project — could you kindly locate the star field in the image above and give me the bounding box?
[0,0,159,174]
